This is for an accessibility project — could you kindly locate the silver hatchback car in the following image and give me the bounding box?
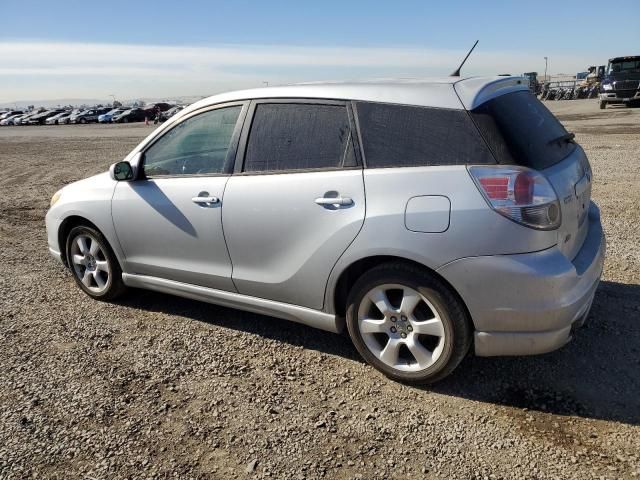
[46,77,606,384]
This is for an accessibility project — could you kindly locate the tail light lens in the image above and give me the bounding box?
[468,166,561,230]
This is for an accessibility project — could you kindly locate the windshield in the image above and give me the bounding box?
[608,58,640,74]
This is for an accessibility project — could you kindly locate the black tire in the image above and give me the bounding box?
[123,117,129,123]
[65,225,126,301]
[80,118,87,124]
[346,262,472,384]
[599,100,606,110]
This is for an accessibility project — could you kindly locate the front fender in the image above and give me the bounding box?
[45,173,124,267]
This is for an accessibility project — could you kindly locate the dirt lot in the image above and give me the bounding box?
[1,100,639,480]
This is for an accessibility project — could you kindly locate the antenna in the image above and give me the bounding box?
[451,40,479,77]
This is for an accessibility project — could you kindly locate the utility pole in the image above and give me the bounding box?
[544,57,548,83]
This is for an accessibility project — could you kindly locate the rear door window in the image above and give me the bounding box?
[470,90,576,170]
[243,103,356,172]
[355,102,493,168]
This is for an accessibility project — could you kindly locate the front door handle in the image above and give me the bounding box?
[315,196,353,206]
[192,196,220,204]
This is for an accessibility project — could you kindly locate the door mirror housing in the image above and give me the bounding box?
[110,161,134,181]
[110,151,142,181]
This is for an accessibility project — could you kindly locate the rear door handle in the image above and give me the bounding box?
[192,196,220,204]
[315,196,353,206]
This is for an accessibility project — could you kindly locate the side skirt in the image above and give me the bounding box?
[121,273,343,333]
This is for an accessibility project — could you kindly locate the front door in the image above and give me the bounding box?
[112,103,246,291]
[223,100,365,309]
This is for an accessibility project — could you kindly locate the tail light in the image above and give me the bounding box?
[468,166,561,230]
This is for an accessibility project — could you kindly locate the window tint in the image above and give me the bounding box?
[470,91,576,170]
[243,103,355,172]
[355,102,493,168]
[144,106,241,176]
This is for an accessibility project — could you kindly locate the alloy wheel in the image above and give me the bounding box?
[357,283,446,372]
[70,234,111,293]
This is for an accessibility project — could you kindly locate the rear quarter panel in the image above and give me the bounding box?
[324,166,558,313]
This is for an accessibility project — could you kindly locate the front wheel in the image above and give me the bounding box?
[66,225,126,300]
[346,263,471,384]
[599,100,606,109]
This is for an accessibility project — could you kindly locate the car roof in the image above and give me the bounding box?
[180,76,528,117]
[127,76,529,161]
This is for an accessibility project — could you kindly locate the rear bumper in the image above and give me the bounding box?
[437,202,605,356]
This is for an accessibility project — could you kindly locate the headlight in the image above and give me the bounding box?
[602,83,613,91]
[50,190,62,207]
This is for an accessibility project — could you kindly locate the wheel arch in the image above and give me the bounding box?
[329,255,473,329]
[58,215,122,269]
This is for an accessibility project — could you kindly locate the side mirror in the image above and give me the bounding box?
[109,161,134,181]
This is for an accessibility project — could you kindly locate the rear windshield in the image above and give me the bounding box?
[470,91,576,170]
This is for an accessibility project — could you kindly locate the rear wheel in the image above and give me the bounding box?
[66,225,126,300]
[346,262,471,384]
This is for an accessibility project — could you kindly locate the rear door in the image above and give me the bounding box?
[222,100,365,310]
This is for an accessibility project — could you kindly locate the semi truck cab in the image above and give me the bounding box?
[599,56,640,109]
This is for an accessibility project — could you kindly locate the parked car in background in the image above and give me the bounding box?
[160,105,184,121]
[98,108,127,123]
[45,77,605,384]
[5,113,28,125]
[147,102,173,112]
[19,110,46,125]
[141,103,174,123]
[71,107,111,124]
[112,108,148,123]
[45,110,72,125]
[0,111,24,125]
[57,109,81,125]
[0,110,23,121]
[27,109,66,125]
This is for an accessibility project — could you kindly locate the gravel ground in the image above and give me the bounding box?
[0,100,639,479]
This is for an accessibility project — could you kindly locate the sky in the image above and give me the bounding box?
[1,0,639,104]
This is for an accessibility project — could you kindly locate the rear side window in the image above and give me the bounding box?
[243,103,356,172]
[355,102,493,168]
[470,90,576,170]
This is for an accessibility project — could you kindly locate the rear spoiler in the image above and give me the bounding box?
[454,77,529,110]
